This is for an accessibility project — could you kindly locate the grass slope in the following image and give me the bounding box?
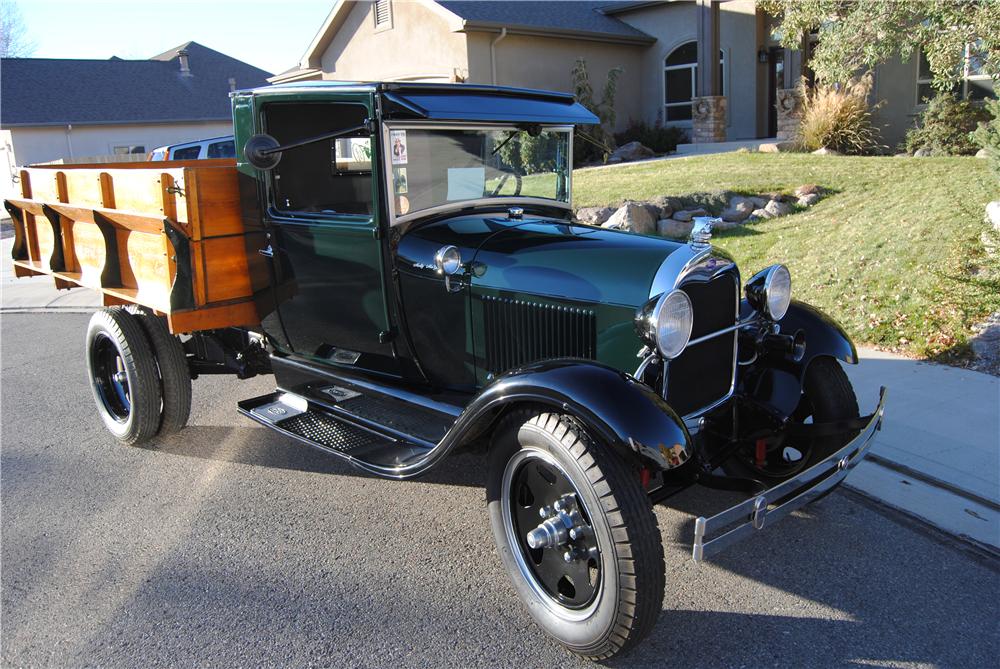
[573,153,1000,363]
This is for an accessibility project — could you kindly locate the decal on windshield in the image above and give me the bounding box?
[390,130,408,165]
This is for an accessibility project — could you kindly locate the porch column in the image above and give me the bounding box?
[692,0,726,143]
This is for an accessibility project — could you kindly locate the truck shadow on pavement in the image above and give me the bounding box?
[140,425,999,669]
[144,424,491,488]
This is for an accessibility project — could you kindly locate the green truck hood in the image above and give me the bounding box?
[470,218,685,307]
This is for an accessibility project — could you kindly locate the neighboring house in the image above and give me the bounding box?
[272,0,996,151]
[0,41,272,200]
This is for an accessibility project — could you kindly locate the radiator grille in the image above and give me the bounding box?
[666,272,739,416]
[482,296,596,375]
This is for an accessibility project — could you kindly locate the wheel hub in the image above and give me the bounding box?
[503,449,603,613]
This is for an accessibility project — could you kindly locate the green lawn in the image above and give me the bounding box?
[573,153,1000,364]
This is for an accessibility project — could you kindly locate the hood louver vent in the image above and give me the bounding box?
[482,296,596,375]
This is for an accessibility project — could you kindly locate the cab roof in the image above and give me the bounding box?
[241,81,599,126]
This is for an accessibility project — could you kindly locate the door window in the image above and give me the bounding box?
[171,145,201,160]
[263,102,373,216]
[207,139,236,158]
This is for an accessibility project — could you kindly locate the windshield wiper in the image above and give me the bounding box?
[490,132,518,156]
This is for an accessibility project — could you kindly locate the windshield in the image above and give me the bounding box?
[385,126,571,222]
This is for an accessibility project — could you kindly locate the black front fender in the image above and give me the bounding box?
[455,360,692,472]
[740,300,858,416]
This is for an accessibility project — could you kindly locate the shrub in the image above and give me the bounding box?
[615,117,687,154]
[796,75,882,155]
[571,58,622,166]
[904,93,991,156]
[971,98,1000,177]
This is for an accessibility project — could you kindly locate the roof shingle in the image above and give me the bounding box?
[1,42,272,127]
[437,1,654,41]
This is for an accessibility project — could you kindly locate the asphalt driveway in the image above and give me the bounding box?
[2,313,998,668]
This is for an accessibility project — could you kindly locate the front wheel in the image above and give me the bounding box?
[487,410,665,661]
[724,356,860,485]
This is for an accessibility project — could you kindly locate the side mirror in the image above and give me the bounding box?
[244,134,282,170]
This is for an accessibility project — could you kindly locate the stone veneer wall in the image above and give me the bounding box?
[691,96,727,143]
[775,88,804,141]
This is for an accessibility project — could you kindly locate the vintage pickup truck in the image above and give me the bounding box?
[5,82,885,660]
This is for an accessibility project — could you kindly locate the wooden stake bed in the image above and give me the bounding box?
[4,159,268,334]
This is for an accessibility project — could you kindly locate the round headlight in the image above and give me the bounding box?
[434,245,462,275]
[650,289,694,359]
[764,264,792,320]
[746,264,792,321]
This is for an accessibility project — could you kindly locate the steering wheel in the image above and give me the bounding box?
[489,171,522,197]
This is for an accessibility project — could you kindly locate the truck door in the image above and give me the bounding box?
[258,97,394,363]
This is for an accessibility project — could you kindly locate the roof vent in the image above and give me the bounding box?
[178,49,192,76]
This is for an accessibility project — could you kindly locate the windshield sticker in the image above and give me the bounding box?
[447,167,486,201]
[390,130,408,165]
[393,167,408,194]
[396,195,410,215]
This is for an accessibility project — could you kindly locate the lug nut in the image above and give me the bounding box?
[563,550,574,562]
[538,506,553,519]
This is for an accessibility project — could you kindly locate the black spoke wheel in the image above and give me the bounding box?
[725,357,860,485]
[85,308,162,446]
[487,410,664,661]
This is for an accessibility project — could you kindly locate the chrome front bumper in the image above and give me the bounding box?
[692,386,887,563]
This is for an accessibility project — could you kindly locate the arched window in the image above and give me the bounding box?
[664,41,725,122]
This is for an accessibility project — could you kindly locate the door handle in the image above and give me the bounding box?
[258,244,274,258]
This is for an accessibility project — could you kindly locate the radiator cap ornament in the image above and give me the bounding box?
[689,216,720,250]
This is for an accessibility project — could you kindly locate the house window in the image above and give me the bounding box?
[664,41,726,122]
[916,45,997,105]
[373,0,392,30]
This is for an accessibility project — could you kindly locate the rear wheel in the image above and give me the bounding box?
[487,410,664,661]
[724,357,860,485]
[126,306,191,435]
[85,307,162,445]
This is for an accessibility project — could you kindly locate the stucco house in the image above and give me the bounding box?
[0,42,272,200]
[272,0,996,151]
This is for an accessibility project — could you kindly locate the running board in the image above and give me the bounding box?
[238,391,434,473]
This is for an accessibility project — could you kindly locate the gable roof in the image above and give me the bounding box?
[1,42,272,127]
[436,1,654,42]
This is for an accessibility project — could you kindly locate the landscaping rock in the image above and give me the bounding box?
[673,208,708,222]
[749,196,770,209]
[812,147,841,156]
[721,198,754,222]
[657,218,693,239]
[751,208,771,219]
[987,201,1000,232]
[913,147,933,158]
[794,184,821,198]
[607,141,655,164]
[976,148,989,159]
[797,193,820,207]
[575,206,613,226]
[602,201,656,234]
[647,195,681,219]
[764,192,788,202]
[764,200,794,217]
[758,141,795,153]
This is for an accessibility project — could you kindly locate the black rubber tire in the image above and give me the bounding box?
[126,305,192,435]
[85,307,162,445]
[724,356,860,485]
[487,409,665,661]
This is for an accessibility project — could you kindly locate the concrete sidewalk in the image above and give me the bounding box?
[845,350,999,551]
[2,236,998,550]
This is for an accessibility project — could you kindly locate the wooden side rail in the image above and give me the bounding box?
[5,163,265,334]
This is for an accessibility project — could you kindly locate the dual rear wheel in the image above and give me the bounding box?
[85,307,191,445]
